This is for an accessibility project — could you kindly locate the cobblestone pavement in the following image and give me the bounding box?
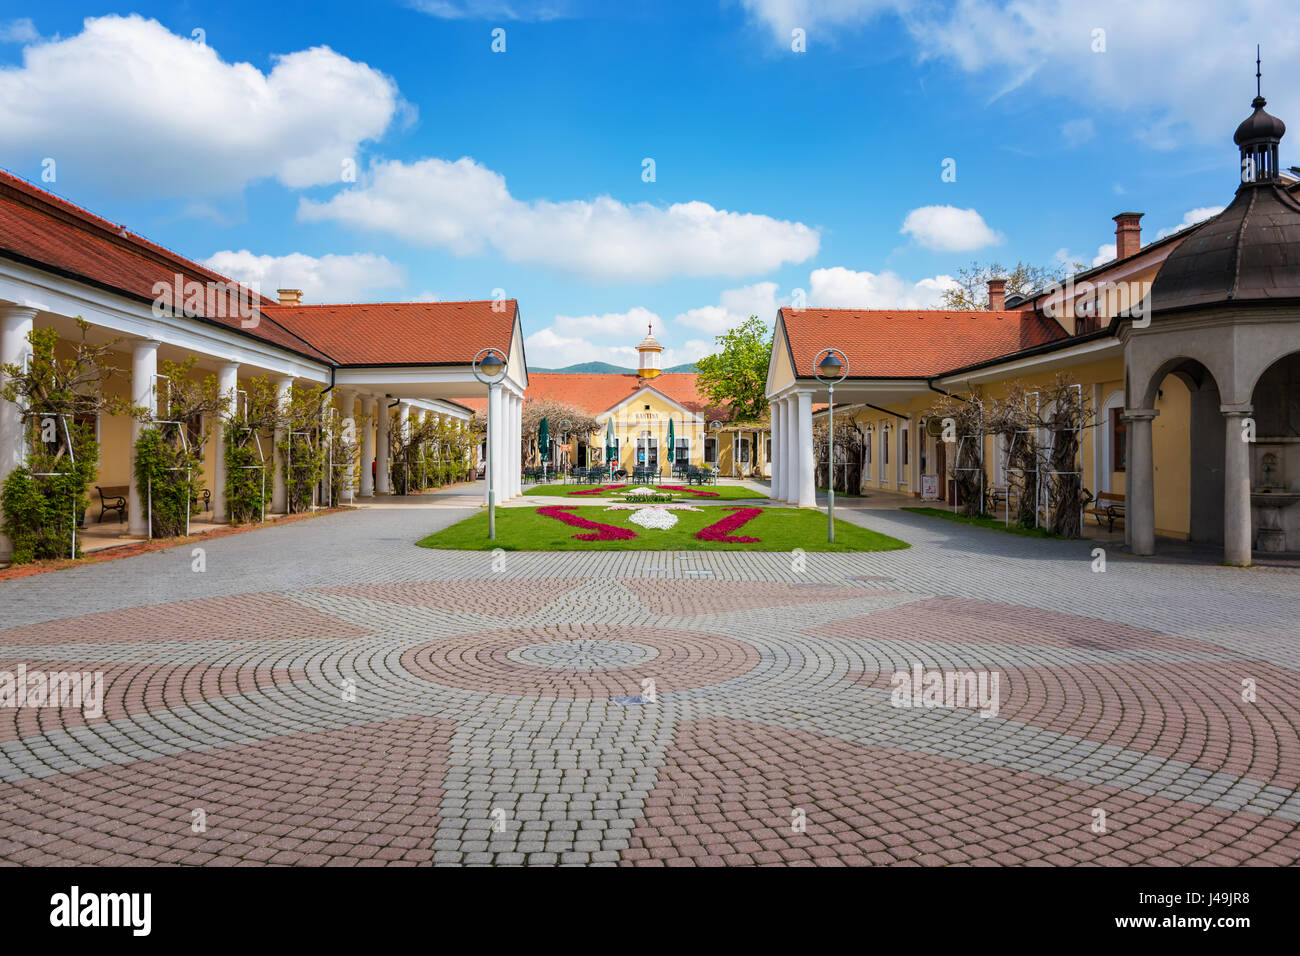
[1,487,1298,866]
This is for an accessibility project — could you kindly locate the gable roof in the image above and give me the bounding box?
[261,300,517,367]
[0,170,337,363]
[0,170,515,369]
[459,371,734,422]
[778,307,1067,379]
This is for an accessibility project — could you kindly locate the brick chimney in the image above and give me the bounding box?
[986,278,1006,311]
[1113,212,1143,260]
[277,288,302,306]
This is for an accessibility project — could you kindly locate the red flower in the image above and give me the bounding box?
[537,506,638,541]
[654,484,719,498]
[568,484,627,496]
[695,507,764,543]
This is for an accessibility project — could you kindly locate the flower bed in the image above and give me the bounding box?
[567,484,626,496]
[655,484,720,498]
[536,505,637,541]
[627,508,678,530]
[695,506,764,543]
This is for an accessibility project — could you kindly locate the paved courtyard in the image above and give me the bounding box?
[1,485,1298,866]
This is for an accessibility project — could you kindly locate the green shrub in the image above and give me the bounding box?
[134,426,202,537]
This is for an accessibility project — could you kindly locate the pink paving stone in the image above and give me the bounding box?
[0,659,306,743]
[846,659,1300,790]
[0,594,368,646]
[622,578,898,617]
[400,624,760,698]
[311,578,587,616]
[619,717,1300,866]
[0,714,455,865]
[808,596,1228,654]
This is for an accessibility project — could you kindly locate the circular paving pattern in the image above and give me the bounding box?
[508,638,660,671]
[400,624,761,698]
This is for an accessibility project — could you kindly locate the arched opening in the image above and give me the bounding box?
[1248,350,1300,553]
[1144,357,1223,544]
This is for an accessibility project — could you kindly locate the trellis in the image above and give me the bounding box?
[22,411,78,558]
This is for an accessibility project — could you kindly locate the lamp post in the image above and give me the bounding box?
[814,348,849,543]
[473,347,508,540]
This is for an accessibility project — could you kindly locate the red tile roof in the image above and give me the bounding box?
[460,371,733,420]
[0,171,514,368]
[779,307,1067,379]
[0,171,338,362]
[261,301,516,366]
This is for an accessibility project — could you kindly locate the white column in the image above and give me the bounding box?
[127,339,161,536]
[782,398,796,503]
[513,393,523,497]
[271,375,293,513]
[376,400,391,494]
[0,307,37,559]
[212,362,239,522]
[359,396,376,497]
[394,402,410,494]
[1125,409,1157,555]
[1223,405,1253,567]
[797,390,815,508]
[337,389,357,500]
[486,384,502,505]
[770,401,783,500]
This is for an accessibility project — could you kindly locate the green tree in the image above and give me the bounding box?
[940,260,1081,311]
[695,315,771,422]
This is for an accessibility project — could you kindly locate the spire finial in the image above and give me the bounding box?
[1256,44,1262,98]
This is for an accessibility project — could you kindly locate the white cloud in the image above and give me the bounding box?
[408,0,572,18]
[553,306,662,340]
[738,0,896,43]
[1091,243,1117,267]
[740,1,1300,147]
[0,18,38,43]
[0,15,403,197]
[900,205,1001,252]
[1156,205,1225,239]
[298,157,819,281]
[674,282,782,335]
[203,250,406,304]
[808,266,958,308]
[1061,117,1095,147]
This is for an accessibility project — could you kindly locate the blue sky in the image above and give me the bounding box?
[1,1,1293,368]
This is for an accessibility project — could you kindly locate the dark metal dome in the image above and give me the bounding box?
[1235,96,1286,146]
[1150,182,1300,313]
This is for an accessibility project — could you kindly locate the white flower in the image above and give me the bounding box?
[627,507,678,530]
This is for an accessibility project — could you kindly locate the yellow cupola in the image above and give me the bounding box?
[636,323,663,379]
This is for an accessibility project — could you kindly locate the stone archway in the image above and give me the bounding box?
[1248,350,1300,553]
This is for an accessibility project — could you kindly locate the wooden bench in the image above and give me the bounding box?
[95,485,128,524]
[1086,491,1126,531]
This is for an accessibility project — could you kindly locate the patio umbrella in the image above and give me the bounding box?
[605,418,616,473]
[539,417,549,475]
[666,418,675,474]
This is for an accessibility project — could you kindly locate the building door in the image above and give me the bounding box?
[637,433,658,471]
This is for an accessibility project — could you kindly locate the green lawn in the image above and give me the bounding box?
[418,505,908,552]
[522,482,767,500]
[901,506,1055,538]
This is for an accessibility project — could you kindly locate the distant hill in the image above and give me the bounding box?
[528,361,698,374]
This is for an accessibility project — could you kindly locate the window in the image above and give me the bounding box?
[704,437,717,463]
[865,428,872,466]
[675,437,689,463]
[765,437,772,461]
[901,427,909,467]
[1111,407,1127,472]
[882,426,890,467]
[738,438,751,463]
